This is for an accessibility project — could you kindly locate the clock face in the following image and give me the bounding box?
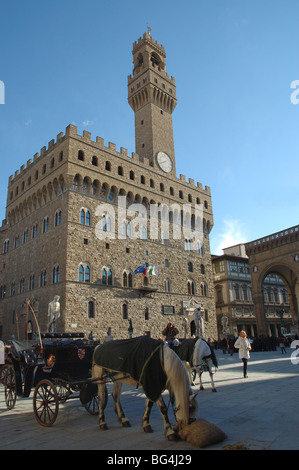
[156,152,173,173]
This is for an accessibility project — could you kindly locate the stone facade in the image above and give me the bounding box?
[0,32,217,343]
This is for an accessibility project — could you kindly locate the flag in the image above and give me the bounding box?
[145,265,159,276]
[132,264,147,275]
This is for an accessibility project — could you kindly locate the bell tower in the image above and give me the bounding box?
[128,31,177,176]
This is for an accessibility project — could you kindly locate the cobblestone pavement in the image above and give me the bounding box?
[1,348,299,451]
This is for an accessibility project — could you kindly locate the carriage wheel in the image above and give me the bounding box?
[56,384,71,403]
[33,379,59,427]
[4,365,17,410]
[83,394,99,415]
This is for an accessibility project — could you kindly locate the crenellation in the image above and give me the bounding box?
[26,159,32,168]
[40,146,46,157]
[83,130,91,140]
[96,136,104,147]
[108,142,116,151]
[48,139,55,149]
[33,153,39,162]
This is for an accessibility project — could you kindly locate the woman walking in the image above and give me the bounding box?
[234,331,252,378]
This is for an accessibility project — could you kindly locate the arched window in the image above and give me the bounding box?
[201,282,207,296]
[80,209,91,226]
[122,303,128,320]
[3,239,9,253]
[102,215,111,232]
[187,279,195,295]
[53,266,60,284]
[165,279,171,292]
[92,156,98,166]
[123,270,133,288]
[88,300,95,318]
[42,217,49,233]
[55,210,62,227]
[78,150,84,161]
[102,267,112,286]
[188,261,193,272]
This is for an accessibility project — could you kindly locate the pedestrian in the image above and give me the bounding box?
[234,330,251,378]
[279,337,286,354]
[162,322,179,347]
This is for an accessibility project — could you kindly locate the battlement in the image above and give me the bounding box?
[8,124,211,196]
[133,31,165,55]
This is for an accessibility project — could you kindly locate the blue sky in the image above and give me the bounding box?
[1,0,299,254]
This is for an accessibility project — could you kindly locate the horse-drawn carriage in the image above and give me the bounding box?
[1,332,99,426]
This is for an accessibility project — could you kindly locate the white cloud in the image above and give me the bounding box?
[82,120,94,126]
[211,219,247,255]
[24,119,32,126]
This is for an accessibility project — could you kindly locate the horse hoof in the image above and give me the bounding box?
[122,420,131,428]
[143,425,153,433]
[191,382,195,386]
[100,423,108,430]
[167,433,179,442]
[200,386,204,391]
[212,388,217,392]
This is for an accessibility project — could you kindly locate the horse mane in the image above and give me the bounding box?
[162,344,191,426]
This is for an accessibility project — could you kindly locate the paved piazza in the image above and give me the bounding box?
[1,347,299,451]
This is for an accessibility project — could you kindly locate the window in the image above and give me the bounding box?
[92,156,98,166]
[165,279,171,292]
[187,280,195,295]
[102,267,112,285]
[88,300,95,318]
[145,307,149,320]
[10,282,15,297]
[118,166,123,176]
[200,282,207,296]
[200,264,205,274]
[19,278,25,293]
[123,270,133,288]
[185,239,192,251]
[188,262,193,272]
[80,209,91,226]
[32,224,38,238]
[43,217,49,233]
[105,161,111,171]
[141,175,145,184]
[129,170,135,180]
[53,266,60,284]
[40,270,47,287]
[23,230,28,244]
[122,303,128,320]
[3,239,9,253]
[29,275,35,291]
[102,215,111,232]
[55,210,62,227]
[78,150,84,161]
[0,285,6,299]
[79,264,90,283]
